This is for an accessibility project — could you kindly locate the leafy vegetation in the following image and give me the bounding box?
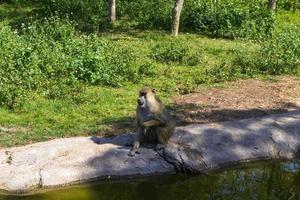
[0,17,144,108]
[234,25,300,75]
[151,39,201,66]
[182,0,276,39]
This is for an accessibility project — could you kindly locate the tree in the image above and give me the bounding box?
[268,0,276,10]
[171,0,184,36]
[108,0,116,24]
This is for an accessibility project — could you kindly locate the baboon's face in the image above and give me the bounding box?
[137,87,156,108]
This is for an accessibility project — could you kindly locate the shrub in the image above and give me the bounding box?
[202,62,247,83]
[277,0,300,10]
[203,25,300,83]
[118,0,173,30]
[39,0,108,32]
[138,61,157,77]
[151,40,201,66]
[0,26,36,108]
[182,0,275,39]
[0,18,141,108]
[234,25,300,75]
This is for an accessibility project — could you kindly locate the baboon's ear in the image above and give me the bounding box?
[152,88,156,94]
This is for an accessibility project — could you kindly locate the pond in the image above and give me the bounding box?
[1,160,300,200]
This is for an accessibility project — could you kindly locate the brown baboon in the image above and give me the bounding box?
[129,87,175,156]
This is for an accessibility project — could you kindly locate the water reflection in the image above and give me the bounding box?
[1,160,300,200]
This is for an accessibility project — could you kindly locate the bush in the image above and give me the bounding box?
[151,40,201,66]
[0,26,36,108]
[118,0,173,30]
[234,25,300,75]
[0,18,142,108]
[138,61,157,77]
[203,25,300,83]
[39,0,108,32]
[202,62,248,84]
[182,0,275,39]
[278,0,300,10]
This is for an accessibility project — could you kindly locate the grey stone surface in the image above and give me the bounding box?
[0,135,174,193]
[0,110,299,193]
[160,110,300,172]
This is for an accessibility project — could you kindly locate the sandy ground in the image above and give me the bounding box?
[172,76,300,125]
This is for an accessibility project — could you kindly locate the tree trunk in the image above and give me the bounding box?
[171,0,184,36]
[108,0,116,24]
[268,0,276,10]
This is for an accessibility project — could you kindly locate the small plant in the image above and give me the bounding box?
[203,62,246,83]
[151,40,201,66]
[182,0,276,39]
[233,25,300,75]
[138,61,157,77]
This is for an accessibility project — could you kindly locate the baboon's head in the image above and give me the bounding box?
[137,87,157,108]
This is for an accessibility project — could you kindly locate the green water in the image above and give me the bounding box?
[1,160,300,200]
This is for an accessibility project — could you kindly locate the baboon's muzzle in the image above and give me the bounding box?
[137,97,145,106]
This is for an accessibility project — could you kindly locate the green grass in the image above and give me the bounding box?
[0,85,138,147]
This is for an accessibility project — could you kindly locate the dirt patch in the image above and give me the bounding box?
[171,76,300,125]
[0,126,29,134]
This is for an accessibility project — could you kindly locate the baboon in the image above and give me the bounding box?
[129,87,175,156]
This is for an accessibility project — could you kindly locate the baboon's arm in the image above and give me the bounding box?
[142,111,170,127]
[142,119,162,127]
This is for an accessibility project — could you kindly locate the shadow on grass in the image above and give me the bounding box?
[87,116,135,137]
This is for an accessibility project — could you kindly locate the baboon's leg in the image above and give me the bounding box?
[155,127,169,151]
[157,127,170,144]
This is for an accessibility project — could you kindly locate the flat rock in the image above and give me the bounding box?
[0,135,174,193]
[160,110,300,172]
[0,110,300,193]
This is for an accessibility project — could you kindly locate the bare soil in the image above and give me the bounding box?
[171,76,300,125]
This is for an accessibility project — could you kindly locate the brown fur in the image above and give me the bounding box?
[129,87,175,156]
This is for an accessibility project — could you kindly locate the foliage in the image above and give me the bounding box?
[151,39,201,66]
[182,0,276,39]
[0,18,143,108]
[233,25,300,75]
[117,0,173,30]
[277,0,300,10]
[39,0,108,32]
[0,26,34,109]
